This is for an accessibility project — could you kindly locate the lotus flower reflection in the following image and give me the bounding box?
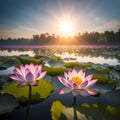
[57,69,99,96]
[10,64,47,87]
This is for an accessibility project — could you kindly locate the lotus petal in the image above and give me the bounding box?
[72,90,79,96]
[86,79,97,88]
[37,71,47,80]
[58,87,71,94]
[26,72,34,81]
[9,76,22,82]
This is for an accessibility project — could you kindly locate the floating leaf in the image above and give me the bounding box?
[19,54,31,59]
[44,67,65,77]
[54,56,62,61]
[0,60,3,65]
[0,66,15,75]
[17,57,45,65]
[51,100,120,120]
[0,93,19,115]
[1,79,54,105]
[51,100,64,120]
[113,65,120,72]
[91,83,114,94]
[0,57,20,68]
[48,59,64,67]
[40,56,51,62]
[64,62,82,69]
[85,62,93,67]
[86,69,103,75]
[101,69,111,74]
[93,74,118,85]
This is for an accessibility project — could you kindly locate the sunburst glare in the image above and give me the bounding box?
[58,19,75,37]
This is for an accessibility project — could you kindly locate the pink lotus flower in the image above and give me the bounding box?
[10,63,47,87]
[57,69,99,96]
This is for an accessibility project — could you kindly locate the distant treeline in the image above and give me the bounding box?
[0,29,120,45]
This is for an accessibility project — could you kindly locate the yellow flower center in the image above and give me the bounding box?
[72,76,82,85]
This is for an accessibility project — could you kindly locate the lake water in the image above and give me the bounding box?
[0,45,120,120]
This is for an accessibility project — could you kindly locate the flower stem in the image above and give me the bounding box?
[73,96,76,105]
[73,96,77,119]
[25,85,32,120]
[74,106,78,120]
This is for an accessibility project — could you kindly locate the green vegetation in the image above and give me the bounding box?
[51,101,64,120]
[64,62,93,69]
[64,62,84,69]
[53,55,62,61]
[1,29,120,45]
[93,74,118,85]
[17,57,45,65]
[51,100,120,120]
[0,60,3,64]
[101,69,111,74]
[44,67,65,77]
[1,79,54,105]
[85,62,93,67]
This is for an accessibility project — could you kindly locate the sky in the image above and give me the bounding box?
[0,0,120,39]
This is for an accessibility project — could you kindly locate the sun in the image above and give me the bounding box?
[59,20,74,37]
[60,21,72,33]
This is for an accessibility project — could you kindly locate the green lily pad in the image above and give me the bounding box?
[17,57,45,65]
[0,93,19,115]
[51,100,120,120]
[93,74,118,85]
[0,60,4,65]
[85,62,93,67]
[44,67,65,77]
[54,56,62,61]
[1,79,54,105]
[40,56,51,62]
[64,62,82,69]
[92,83,114,94]
[101,69,111,74]
[48,59,64,67]
[5,57,21,67]
[51,101,65,120]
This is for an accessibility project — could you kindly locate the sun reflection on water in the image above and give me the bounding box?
[55,52,119,65]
